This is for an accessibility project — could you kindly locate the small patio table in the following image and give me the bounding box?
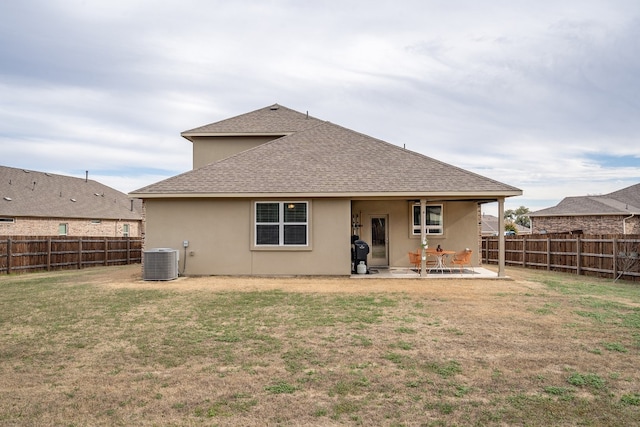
[426,249,455,273]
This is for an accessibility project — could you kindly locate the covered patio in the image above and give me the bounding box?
[352,197,513,279]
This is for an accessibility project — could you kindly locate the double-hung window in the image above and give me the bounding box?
[255,202,308,246]
[412,204,443,235]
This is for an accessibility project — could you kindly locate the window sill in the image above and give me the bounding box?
[251,245,312,251]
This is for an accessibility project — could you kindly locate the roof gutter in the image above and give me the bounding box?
[623,213,635,234]
[129,190,523,199]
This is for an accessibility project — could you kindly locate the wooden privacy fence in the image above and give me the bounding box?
[0,236,142,274]
[482,234,640,282]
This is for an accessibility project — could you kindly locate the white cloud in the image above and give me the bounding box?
[1,0,639,209]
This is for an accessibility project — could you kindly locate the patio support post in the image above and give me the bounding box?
[498,198,506,277]
[420,198,427,277]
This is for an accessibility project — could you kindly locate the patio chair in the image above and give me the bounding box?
[450,249,473,273]
[408,250,421,270]
[408,250,437,271]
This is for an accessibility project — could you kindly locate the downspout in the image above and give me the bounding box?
[498,198,506,277]
[623,213,635,235]
[420,199,427,277]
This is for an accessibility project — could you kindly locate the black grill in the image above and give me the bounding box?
[351,235,369,273]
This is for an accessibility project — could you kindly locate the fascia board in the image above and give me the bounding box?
[130,190,523,199]
[180,132,292,141]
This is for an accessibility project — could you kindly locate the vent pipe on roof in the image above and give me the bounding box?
[85,170,88,182]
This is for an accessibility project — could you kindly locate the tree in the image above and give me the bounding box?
[615,239,640,282]
[504,206,531,228]
[505,222,517,235]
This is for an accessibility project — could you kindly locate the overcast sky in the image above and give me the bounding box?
[2,0,639,215]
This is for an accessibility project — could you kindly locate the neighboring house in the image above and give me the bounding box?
[529,183,640,234]
[0,165,142,237]
[481,213,530,236]
[130,104,521,276]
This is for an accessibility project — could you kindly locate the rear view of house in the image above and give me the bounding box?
[131,104,521,276]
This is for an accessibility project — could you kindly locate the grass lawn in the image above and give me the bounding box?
[1,265,639,426]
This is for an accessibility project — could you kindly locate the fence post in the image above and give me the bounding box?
[47,238,52,271]
[126,238,131,265]
[576,235,581,276]
[104,238,109,266]
[522,236,526,268]
[612,238,618,280]
[78,239,82,269]
[482,238,486,263]
[546,237,551,271]
[6,238,11,274]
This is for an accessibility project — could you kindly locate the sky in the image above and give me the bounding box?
[2,0,639,216]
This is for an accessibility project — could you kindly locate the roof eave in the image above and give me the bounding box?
[180,131,293,142]
[129,190,523,200]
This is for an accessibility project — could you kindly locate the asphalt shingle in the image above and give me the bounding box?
[530,183,640,216]
[1,166,142,220]
[181,104,324,136]
[133,105,521,197]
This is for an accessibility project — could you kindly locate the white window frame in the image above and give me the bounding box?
[254,201,309,247]
[0,217,15,224]
[411,203,444,236]
[122,224,130,237]
[58,223,68,236]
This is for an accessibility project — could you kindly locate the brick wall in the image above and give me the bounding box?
[531,215,640,234]
[0,217,141,237]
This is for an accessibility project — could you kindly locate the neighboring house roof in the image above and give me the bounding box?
[132,105,521,198]
[0,165,142,220]
[181,104,324,137]
[530,183,640,217]
[481,214,530,235]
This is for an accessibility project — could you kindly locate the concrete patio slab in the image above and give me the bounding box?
[350,266,502,279]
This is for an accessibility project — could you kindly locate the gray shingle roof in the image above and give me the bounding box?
[530,183,640,217]
[181,104,324,137]
[133,106,521,197]
[1,165,142,220]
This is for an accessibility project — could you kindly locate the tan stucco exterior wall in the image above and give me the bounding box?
[143,197,482,275]
[143,198,352,276]
[191,135,283,169]
[352,200,480,268]
[0,217,140,237]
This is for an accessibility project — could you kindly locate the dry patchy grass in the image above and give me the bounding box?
[1,265,639,426]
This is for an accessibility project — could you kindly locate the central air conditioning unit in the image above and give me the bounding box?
[143,248,179,281]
